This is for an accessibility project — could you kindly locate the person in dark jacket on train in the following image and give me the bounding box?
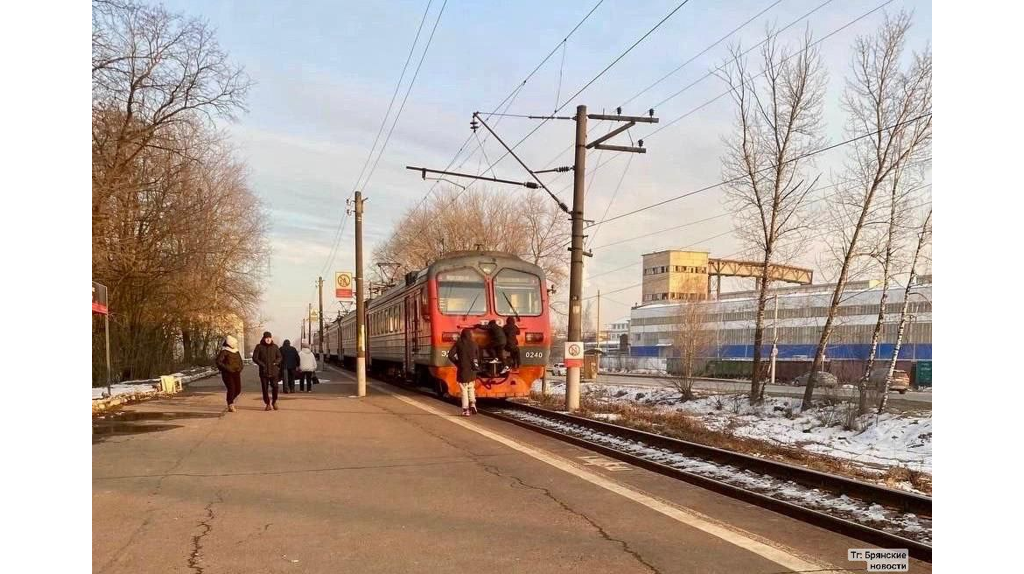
[503,317,521,369]
[447,328,480,416]
[476,319,508,373]
[280,339,300,394]
[252,331,283,411]
[215,335,243,412]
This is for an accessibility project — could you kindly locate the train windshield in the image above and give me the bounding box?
[437,269,488,315]
[494,269,542,316]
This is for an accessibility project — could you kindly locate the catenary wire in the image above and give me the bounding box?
[318,0,436,277]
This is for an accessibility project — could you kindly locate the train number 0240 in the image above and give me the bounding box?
[523,351,545,359]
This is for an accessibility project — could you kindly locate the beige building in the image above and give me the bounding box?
[641,250,710,303]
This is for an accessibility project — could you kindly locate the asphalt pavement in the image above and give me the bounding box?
[93,365,930,573]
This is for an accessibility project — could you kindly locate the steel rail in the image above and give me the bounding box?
[480,402,932,562]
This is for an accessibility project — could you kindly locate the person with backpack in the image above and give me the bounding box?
[298,342,318,393]
[447,328,480,416]
[215,335,243,412]
[280,339,300,394]
[252,331,283,411]
[503,317,521,369]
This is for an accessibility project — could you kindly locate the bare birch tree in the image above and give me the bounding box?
[856,162,927,412]
[878,209,931,413]
[667,300,713,401]
[719,28,827,401]
[803,12,932,409]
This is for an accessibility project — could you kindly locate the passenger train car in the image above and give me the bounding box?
[314,251,551,399]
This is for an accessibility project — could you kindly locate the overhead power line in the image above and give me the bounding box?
[588,160,933,251]
[620,0,784,108]
[318,0,437,277]
[591,113,932,228]
[447,0,694,205]
[583,193,932,301]
[361,0,449,190]
[644,0,893,139]
[406,0,607,215]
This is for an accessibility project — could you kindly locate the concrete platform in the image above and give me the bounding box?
[93,365,931,573]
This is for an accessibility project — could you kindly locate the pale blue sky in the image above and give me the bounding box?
[159,0,932,339]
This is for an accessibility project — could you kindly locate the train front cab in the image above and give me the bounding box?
[425,255,550,399]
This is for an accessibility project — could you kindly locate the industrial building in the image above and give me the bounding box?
[598,250,932,374]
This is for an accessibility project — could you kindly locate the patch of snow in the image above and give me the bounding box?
[501,409,931,545]
[93,368,217,400]
[531,381,932,476]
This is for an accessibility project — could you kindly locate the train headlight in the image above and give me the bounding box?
[442,331,460,343]
[525,332,544,343]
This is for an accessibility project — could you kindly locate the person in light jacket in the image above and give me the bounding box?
[215,335,243,412]
[298,342,318,393]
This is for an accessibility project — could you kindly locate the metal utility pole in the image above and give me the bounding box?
[353,191,367,397]
[301,317,306,345]
[318,276,325,369]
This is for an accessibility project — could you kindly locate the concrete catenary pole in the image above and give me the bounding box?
[565,104,587,411]
[318,276,325,369]
[307,303,313,345]
[355,191,367,397]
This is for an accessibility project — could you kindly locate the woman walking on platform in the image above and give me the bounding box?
[298,342,318,392]
[216,335,243,412]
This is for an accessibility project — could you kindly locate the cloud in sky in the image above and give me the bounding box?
[162,0,932,336]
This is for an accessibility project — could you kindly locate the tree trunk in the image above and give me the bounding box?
[859,182,900,413]
[879,210,930,413]
[750,247,773,401]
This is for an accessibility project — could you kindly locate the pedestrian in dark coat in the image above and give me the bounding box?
[216,335,243,412]
[280,339,300,394]
[447,328,479,416]
[252,331,283,410]
[503,317,521,369]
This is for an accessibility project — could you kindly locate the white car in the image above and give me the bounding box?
[547,363,567,377]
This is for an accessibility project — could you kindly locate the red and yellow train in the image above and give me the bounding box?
[314,251,551,399]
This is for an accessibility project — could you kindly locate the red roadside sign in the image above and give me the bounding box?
[92,281,109,315]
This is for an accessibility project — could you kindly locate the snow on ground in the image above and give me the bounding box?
[502,409,931,544]
[92,368,218,400]
[530,380,932,475]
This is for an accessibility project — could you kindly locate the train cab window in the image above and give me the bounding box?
[438,269,487,315]
[494,269,542,316]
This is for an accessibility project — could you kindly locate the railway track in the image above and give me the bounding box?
[333,366,933,562]
[481,401,932,562]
